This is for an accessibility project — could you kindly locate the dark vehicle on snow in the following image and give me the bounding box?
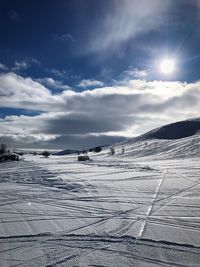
[78,155,90,161]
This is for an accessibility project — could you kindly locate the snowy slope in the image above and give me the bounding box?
[110,134,200,159]
[105,118,200,160]
[136,118,200,140]
[0,120,200,266]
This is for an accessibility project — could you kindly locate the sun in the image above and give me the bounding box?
[159,58,176,75]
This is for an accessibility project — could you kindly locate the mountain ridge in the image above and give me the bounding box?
[135,118,200,141]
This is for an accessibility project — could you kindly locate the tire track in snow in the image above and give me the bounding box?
[1,233,200,267]
[138,169,168,237]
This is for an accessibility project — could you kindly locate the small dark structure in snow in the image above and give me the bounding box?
[109,147,115,156]
[78,155,90,161]
[0,144,20,162]
[0,152,19,162]
[42,151,50,158]
[89,146,102,153]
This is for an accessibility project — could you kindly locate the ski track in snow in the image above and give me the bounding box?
[0,140,200,266]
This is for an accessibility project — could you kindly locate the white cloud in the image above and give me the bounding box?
[0,63,8,71]
[36,77,70,91]
[54,33,75,42]
[12,61,29,72]
[124,68,148,79]
[0,72,63,111]
[78,79,104,88]
[11,58,41,72]
[0,71,200,148]
[49,68,68,79]
[30,58,41,65]
[87,0,172,54]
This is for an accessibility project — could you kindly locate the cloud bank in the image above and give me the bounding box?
[0,72,200,149]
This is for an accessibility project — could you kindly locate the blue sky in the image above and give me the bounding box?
[0,0,200,149]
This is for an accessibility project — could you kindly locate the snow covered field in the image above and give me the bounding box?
[0,137,200,266]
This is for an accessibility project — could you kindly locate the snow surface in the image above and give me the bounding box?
[0,135,200,266]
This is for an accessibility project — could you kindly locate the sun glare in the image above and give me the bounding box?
[159,58,176,75]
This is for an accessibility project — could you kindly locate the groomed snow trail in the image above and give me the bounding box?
[0,150,200,266]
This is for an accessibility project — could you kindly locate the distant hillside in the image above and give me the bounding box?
[54,119,200,158]
[54,149,78,156]
[137,119,200,141]
[108,118,200,159]
[54,145,108,156]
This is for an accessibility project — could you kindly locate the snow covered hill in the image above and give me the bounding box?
[0,119,200,266]
[110,134,200,159]
[106,118,200,160]
[136,118,200,140]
